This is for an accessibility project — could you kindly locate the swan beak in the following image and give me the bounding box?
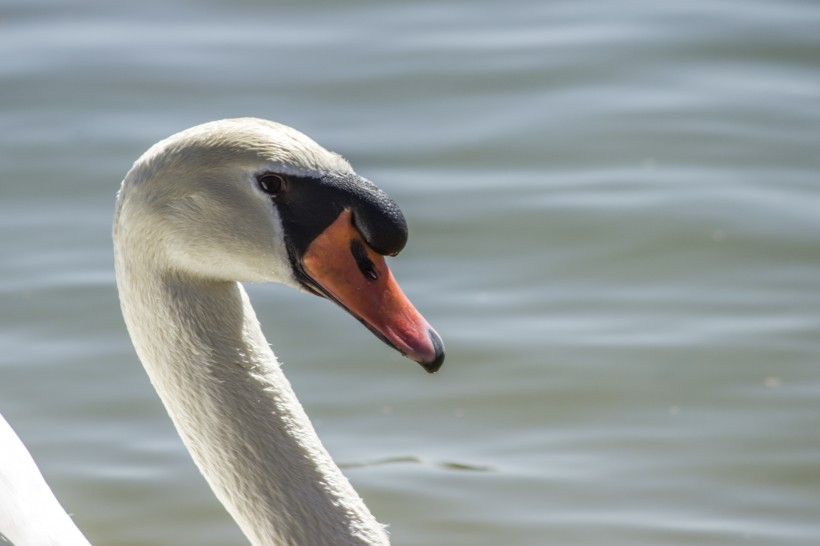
[300,209,445,373]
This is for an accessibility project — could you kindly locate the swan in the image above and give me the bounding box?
[0,118,444,546]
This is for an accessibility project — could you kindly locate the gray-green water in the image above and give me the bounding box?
[2,1,819,544]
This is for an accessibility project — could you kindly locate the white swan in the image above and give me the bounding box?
[0,118,444,546]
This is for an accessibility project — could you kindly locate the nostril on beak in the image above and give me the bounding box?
[350,240,378,281]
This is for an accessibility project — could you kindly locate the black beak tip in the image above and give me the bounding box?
[419,328,445,374]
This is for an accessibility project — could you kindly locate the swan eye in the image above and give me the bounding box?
[257,173,286,195]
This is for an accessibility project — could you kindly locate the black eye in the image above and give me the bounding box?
[257,173,286,195]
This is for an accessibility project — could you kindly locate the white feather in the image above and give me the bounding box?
[1,118,391,546]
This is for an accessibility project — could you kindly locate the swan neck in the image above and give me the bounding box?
[115,262,389,546]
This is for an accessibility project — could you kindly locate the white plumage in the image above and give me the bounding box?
[1,118,443,546]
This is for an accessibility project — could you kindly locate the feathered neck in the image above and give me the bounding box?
[113,253,390,546]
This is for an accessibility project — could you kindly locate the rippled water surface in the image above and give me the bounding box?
[2,1,819,544]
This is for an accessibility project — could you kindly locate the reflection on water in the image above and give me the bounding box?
[1,0,819,545]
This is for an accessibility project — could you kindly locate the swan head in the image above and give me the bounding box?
[115,118,444,372]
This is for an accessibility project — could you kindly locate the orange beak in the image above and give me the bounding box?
[300,209,444,372]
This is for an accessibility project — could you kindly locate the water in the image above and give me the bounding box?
[2,0,819,544]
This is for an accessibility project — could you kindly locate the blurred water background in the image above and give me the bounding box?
[1,0,819,544]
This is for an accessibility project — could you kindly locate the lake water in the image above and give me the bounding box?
[2,0,819,544]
